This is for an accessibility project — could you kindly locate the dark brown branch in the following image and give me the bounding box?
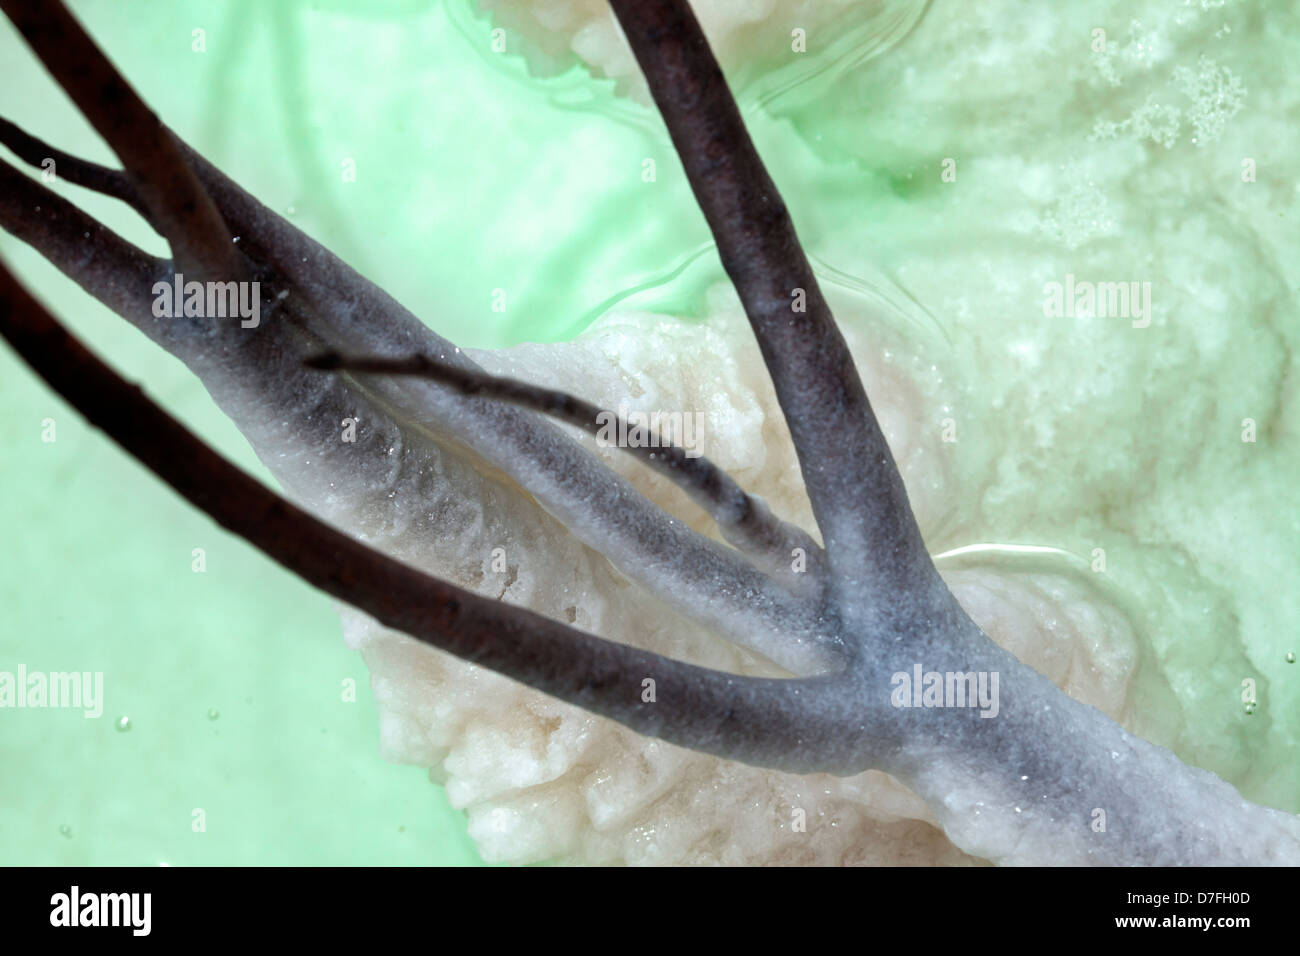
[0,257,828,772]
[607,0,937,603]
[0,158,168,326]
[0,116,152,223]
[305,350,827,581]
[0,0,241,279]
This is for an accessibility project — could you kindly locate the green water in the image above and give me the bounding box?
[1,0,1297,864]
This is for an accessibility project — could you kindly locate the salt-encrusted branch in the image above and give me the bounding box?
[0,111,826,616]
[8,223,1299,864]
[607,0,936,604]
[0,257,829,771]
[305,350,827,583]
[0,0,241,281]
[6,217,1300,863]
[591,0,1300,866]
[0,131,837,675]
[169,141,834,658]
[9,121,811,594]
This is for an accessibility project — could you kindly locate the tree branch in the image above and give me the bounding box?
[0,141,837,674]
[4,1,1299,866]
[306,350,827,583]
[606,0,937,607]
[172,130,841,667]
[0,158,169,327]
[0,0,241,280]
[0,256,826,772]
[0,116,151,223]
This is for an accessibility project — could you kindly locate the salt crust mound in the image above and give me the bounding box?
[475,0,904,99]
[339,295,1146,865]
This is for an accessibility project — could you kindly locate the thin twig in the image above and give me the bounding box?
[306,350,827,581]
[0,117,152,223]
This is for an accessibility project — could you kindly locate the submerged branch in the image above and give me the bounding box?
[0,159,166,323]
[607,0,937,607]
[0,123,836,674]
[0,258,828,772]
[0,117,151,223]
[306,350,828,584]
[0,0,241,280]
